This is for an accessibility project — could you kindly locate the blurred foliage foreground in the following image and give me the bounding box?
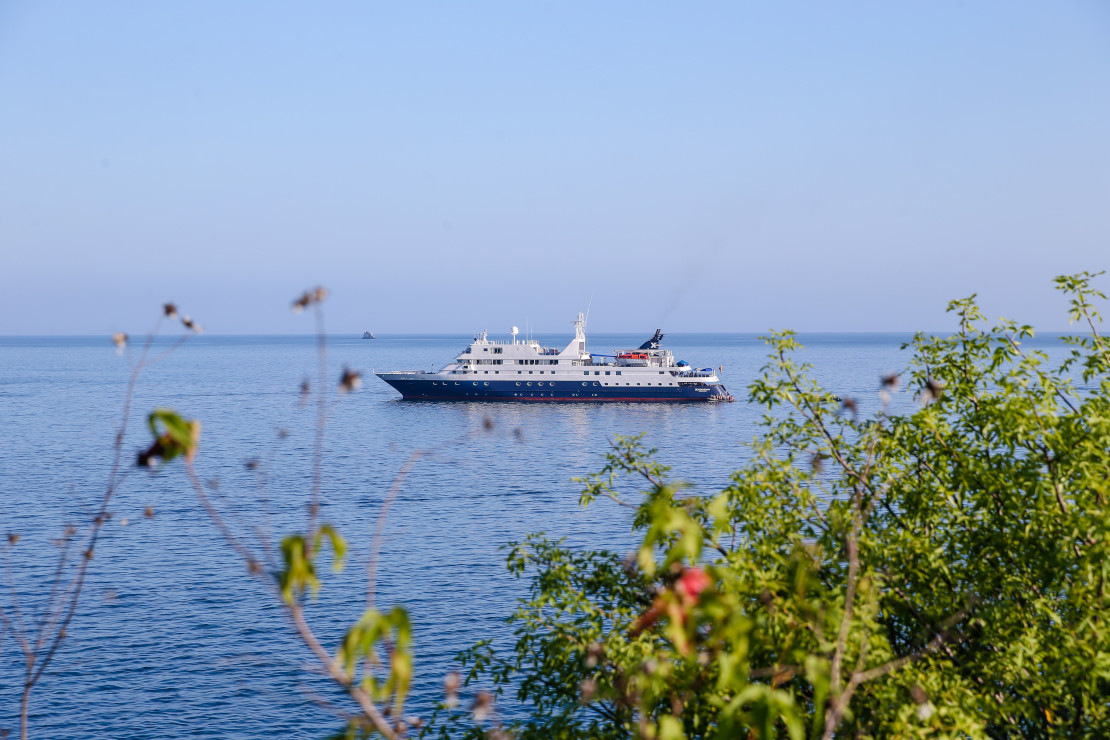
[12,275,1108,740]
[423,273,1110,739]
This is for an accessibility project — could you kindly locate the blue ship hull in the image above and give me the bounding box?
[377,374,731,402]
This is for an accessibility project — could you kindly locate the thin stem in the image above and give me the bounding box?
[367,450,424,610]
[308,305,327,541]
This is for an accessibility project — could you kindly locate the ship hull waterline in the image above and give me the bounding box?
[376,374,732,402]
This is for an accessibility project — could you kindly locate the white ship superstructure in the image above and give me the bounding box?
[376,313,732,402]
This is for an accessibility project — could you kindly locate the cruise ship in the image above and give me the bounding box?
[375,314,733,402]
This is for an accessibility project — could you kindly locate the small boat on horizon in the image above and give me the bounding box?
[362,331,376,339]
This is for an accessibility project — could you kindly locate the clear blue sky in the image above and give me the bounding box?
[1,2,1107,335]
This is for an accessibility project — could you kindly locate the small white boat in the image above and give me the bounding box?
[362,331,376,339]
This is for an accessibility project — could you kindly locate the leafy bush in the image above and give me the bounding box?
[435,272,1110,739]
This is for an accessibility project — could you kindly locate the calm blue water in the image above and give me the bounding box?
[0,331,1065,737]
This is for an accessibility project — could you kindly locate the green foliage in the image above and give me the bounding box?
[138,407,201,466]
[438,273,1110,739]
[337,607,414,715]
[279,524,347,605]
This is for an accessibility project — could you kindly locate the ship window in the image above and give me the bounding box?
[516,382,520,386]
[484,382,489,386]
[583,372,588,376]
[616,371,622,375]
[473,382,478,386]
[483,348,488,352]
[594,371,600,375]
[582,382,587,386]
[605,371,610,375]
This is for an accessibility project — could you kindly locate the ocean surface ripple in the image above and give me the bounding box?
[0,331,997,737]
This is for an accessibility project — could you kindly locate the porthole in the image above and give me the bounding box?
[516,382,521,386]
[472,382,478,386]
[484,382,489,386]
[527,382,532,386]
[581,382,587,386]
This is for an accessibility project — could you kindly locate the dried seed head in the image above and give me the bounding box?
[585,641,604,668]
[6,532,20,546]
[245,458,261,471]
[621,552,638,578]
[181,316,202,334]
[922,378,943,404]
[163,303,178,318]
[482,416,494,431]
[880,372,901,391]
[839,397,858,419]
[513,427,524,442]
[471,690,494,723]
[579,677,597,703]
[144,506,155,519]
[119,518,129,526]
[112,332,128,355]
[810,452,828,473]
[299,379,310,405]
[339,368,362,394]
[444,671,461,708]
[910,685,928,705]
[292,286,328,312]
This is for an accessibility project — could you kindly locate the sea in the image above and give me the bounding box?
[0,331,1063,738]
